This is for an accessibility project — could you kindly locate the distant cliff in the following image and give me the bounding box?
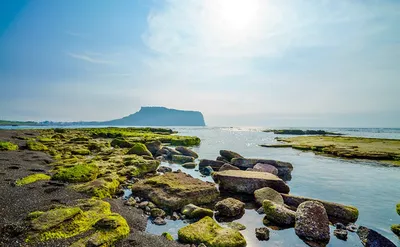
[102,107,206,126]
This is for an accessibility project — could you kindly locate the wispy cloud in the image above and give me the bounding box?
[67,52,114,64]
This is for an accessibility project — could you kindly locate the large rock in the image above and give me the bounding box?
[178,216,246,247]
[281,194,359,223]
[263,200,295,227]
[156,146,181,158]
[252,163,279,175]
[199,159,225,171]
[357,226,396,247]
[214,198,245,217]
[131,172,219,210]
[176,146,198,158]
[295,201,330,244]
[145,140,162,156]
[231,158,293,180]
[181,204,213,219]
[127,143,153,157]
[219,163,240,171]
[220,150,243,162]
[212,170,290,194]
[254,187,284,205]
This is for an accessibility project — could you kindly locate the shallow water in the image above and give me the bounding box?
[144,127,400,246]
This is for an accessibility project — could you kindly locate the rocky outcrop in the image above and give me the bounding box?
[220,150,243,162]
[212,170,290,194]
[263,200,295,227]
[214,198,245,217]
[199,159,225,171]
[178,216,246,247]
[295,201,330,244]
[357,226,396,247]
[281,194,359,223]
[231,158,293,180]
[254,187,284,205]
[145,140,162,156]
[176,146,198,158]
[131,172,219,210]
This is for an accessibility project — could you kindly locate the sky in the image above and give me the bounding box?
[0,0,399,127]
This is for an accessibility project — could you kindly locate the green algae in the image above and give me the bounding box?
[52,163,99,183]
[26,198,129,246]
[392,224,400,237]
[178,216,246,247]
[15,173,51,186]
[123,155,159,177]
[263,200,295,227]
[0,141,19,151]
[73,177,120,199]
[71,148,91,155]
[396,203,400,215]
[27,140,48,151]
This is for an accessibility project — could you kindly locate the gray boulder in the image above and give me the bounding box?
[176,146,198,158]
[219,163,240,171]
[215,198,245,217]
[199,159,225,170]
[231,158,293,180]
[254,187,284,206]
[263,200,295,227]
[295,201,330,244]
[253,163,279,175]
[220,150,243,162]
[212,170,290,194]
[145,140,162,156]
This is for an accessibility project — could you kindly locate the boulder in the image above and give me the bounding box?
[253,163,279,175]
[110,138,133,148]
[263,200,295,227]
[131,172,219,210]
[219,150,243,162]
[357,226,396,247]
[295,201,330,244]
[176,146,198,158]
[182,162,196,169]
[255,227,270,241]
[178,216,246,247]
[127,143,153,157]
[391,224,400,237]
[281,194,359,223]
[200,166,214,176]
[231,158,293,180]
[227,222,246,231]
[212,170,290,194]
[215,198,245,217]
[153,217,166,225]
[254,187,284,206]
[150,208,166,218]
[171,155,195,164]
[216,156,230,163]
[181,204,213,219]
[219,163,240,171]
[156,146,181,158]
[199,159,225,171]
[145,140,162,156]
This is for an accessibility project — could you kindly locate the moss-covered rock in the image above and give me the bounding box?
[27,140,48,151]
[182,204,214,219]
[162,232,174,241]
[52,163,99,183]
[171,155,195,164]
[391,224,400,237]
[71,148,90,155]
[263,199,295,227]
[15,173,51,186]
[227,222,246,231]
[214,198,245,218]
[127,143,152,157]
[219,150,243,162]
[169,136,200,146]
[111,138,133,148]
[254,187,284,206]
[73,177,120,198]
[178,216,246,247]
[0,141,19,151]
[151,208,166,218]
[131,172,219,210]
[182,162,196,169]
[70,137,90,142]
[123,155,160,177]
[26,199,129,246]
[396,202,400,216]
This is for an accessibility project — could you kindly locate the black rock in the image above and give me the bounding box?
[334,229,348,241]
[255,227,270,241]
[357,226,396,247]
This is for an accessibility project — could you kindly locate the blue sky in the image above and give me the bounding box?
[1,0,399,127]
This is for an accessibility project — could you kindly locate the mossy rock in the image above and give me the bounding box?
[0,141,19,151]
[73,177,120,199]
[123,155,160,177]
[178,216,246,247]
[15,173,51,186]
[170,136,201,146]
[392,224,400,237]
[227,222,246,231]
[396,203,400,216]
[263,199,295,227]
[26,199,129,246]
[27,140,48,151]
[38,137,56,143]
[162,232,174,241]
[254,187,284,206]
[182,204,214,219]
[70,137,90,142]
[52,163,99,183]
[127,143,152,157]
[151,208,166,218]
[111,138,133,148]
[171,155,195,164]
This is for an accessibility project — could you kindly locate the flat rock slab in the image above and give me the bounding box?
[230,158,293,180]
[281,194,359,223]
[131,172,219,210]
[212,170,290,194]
